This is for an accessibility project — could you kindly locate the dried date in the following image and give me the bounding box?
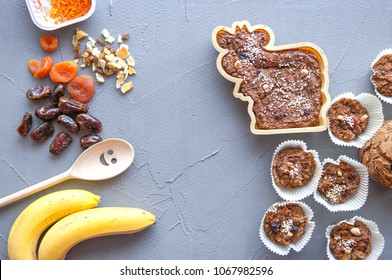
[58,96,89,115]
[35,106,61,121]
[57,114,79,133]
[30,121,54,142]
[50,84,65,106]
[76,113,102,133]
[80,134,103,149]
[17,112,32,137]
[49,132,73,155]
[26,84,52,100]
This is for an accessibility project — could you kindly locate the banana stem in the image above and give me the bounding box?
[0,170,72,208]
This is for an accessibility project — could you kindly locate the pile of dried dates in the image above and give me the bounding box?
[17,83,103,155]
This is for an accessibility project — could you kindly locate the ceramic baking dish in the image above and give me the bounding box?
[212,21,331,135]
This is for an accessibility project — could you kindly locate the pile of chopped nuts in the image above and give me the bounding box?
[72,28,135,94]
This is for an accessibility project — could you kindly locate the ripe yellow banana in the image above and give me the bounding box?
[8,189,100,260]
[38,207,156,260]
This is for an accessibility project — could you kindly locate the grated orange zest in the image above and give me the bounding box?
[49,0,92,24]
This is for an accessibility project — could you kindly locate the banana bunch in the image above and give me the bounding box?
[7,189,156,260]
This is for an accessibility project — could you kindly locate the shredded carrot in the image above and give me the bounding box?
[49,0,92,24]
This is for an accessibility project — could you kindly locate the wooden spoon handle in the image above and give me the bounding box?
[0,171,71,208]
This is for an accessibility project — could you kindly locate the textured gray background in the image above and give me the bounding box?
[0,0,391,260]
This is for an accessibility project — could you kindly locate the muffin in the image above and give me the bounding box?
[328,219,371,260]
[272,147,316,188]
[212,21,330,134]
[271,140,322,201]
[326,216,385,260]
[263,203,308,246]
[317,161,360,204]
[260,201,315,255]
[327,97,369,141]
[359,120,392,188]
[371,52,392,97]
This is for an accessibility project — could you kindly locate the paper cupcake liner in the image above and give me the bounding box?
[327,92,384,148]
[325,216,385,260]
[259,201,315,256]
[313,155,369,212]
[270,140,322,201]
[370,48,392,104]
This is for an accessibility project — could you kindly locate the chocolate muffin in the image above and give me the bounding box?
[216,27,323,129]
[272,148,316,188]
[327,98,369,141]
[372,53,392,97]
[317,161,360,204]
[263,203,308,246]
[329,220,372,260]
[359,120,392,188]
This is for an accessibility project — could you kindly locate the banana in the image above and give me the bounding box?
[38,207,156,260]
[8,189,100,260]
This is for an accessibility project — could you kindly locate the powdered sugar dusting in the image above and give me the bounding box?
[281,219,294,233]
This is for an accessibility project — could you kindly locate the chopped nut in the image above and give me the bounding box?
[118,35,123,43]
[95,73,105,83]
[81,51,90,58]
[301,69,309,76]
[337,170,343,177]
[76,28,88,40]
[105,36,115,44]
[88,36,96,45]
[92,47,101,57]
[286,162,294,168]
[126,56,135,67]
[121,33,129,40]
[103,47,111,55]
[337,115,345,121]
[103,67,115,76]
[74,50,82,60]
[360,114,368,122]
[350,227,361,236]
[262,84,269,91]
[96,38,106,47]
[116,59,127,69]
[121,81,133,94]
[101,29,110,39]
[97,58,106,69]
[105,54,115,62]
[107,61,121,70]
[234,60,241,68]
[344,249,351,254]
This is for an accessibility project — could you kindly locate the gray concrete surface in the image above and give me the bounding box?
[0,0,391,260]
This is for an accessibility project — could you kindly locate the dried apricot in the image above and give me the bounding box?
[40,34,59,52]
[28,59,41,75]
[33,56,53,79]
[50,61,78,83]
[67,75,95,103]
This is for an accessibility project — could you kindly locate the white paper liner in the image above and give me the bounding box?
[325,216,385,260]
[327,92,384,148]
[259,201,315,256]
[370,48,392,104]
[270,140,322,201]
[313,155,369,212]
